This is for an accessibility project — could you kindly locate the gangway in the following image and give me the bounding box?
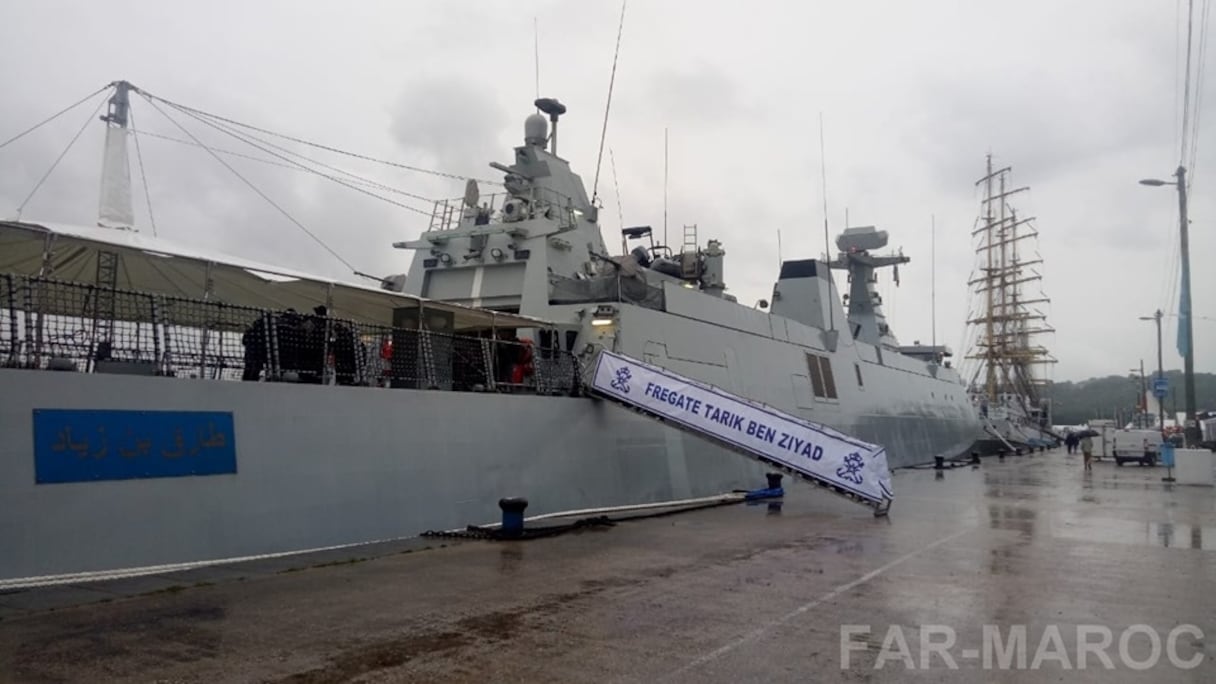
[586,350,894,515]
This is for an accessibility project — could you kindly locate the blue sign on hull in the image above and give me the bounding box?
[33,409,237,484]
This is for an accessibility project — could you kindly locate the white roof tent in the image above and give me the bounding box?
[0,220,550,331]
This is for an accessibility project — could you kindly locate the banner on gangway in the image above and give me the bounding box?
[591,350,893,504]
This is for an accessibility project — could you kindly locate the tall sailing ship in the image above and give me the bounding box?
[962,155,1059,452]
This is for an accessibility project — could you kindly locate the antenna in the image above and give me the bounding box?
[931,214,937,350]
[777,229,783,268]
[609,147,625,233]
[591,0,627,203]
[533,17,540,105]
[818,112,834,331]
[663,127,669,248]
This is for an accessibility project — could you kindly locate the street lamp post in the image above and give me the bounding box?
[1139,166,1199,446]
[1139,310,1166,435]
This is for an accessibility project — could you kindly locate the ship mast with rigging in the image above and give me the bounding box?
[964,155,1057,416]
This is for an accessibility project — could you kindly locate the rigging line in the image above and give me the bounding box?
[160,107,438,203]
[591,0,627,203]
[0,84,112,151]
[1186,0,1210,186]
[161,100,434,216]
[1182,0,1196,166]
[128,108,158,237]
[15,94,110,220]
[133,129,429,200]
[1177,0,1185,156]
[137,93,359,274]
[138,90,502,186]
[609,148,625,233]
[136,128,312,169]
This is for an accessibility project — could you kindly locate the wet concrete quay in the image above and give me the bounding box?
[2,449,1214,683]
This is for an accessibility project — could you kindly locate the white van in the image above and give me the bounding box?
[1111,429,1159,467]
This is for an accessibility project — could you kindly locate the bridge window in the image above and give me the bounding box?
[806,353,838,400]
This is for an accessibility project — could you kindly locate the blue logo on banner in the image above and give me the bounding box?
[611,367,633,393]
[32,409,237,484]
[836,452,865,485]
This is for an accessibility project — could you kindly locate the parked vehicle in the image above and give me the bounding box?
[1112,429,1159,467]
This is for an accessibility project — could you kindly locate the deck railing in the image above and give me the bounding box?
[428,187,580,232]
[0,274,582,396]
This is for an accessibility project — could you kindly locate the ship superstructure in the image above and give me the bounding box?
[391,98,983,467]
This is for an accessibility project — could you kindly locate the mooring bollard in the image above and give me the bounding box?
[766,472,784,489]
[934,455,945,470]
[498,497,529,538]
[971,451,981,465]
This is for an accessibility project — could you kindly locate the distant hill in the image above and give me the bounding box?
[1049,370,1216,425]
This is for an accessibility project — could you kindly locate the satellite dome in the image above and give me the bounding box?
[524,113,548,147]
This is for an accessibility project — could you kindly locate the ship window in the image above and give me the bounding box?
[855,363,864,388]
[821,357,837,399]
[806,354,825,398]
[805,353,838,400]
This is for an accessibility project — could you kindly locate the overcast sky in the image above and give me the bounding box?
[1,0,1213,383]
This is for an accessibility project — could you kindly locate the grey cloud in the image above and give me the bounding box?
[389,78,508,182]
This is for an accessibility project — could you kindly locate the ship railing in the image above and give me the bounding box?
[0,274,582,396]
[428,186,580,232]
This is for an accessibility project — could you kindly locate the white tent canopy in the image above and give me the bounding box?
[0,220,550,331]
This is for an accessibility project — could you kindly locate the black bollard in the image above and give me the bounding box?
[498,497,529,538]
[766,473,784,490]
[934,456,945,470]
[971,451,981,465]
[998,449,1007,461]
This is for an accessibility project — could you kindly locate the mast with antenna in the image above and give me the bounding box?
[533,17,540,104]
[98,80,135,230]
[591,0,627,205]
[931,214,936,351]
[818,112,833,332]
[663,127,668,249]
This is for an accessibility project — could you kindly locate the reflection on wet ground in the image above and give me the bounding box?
[1,449,1214,682]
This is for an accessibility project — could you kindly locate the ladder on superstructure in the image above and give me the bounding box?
[680,224,699,278]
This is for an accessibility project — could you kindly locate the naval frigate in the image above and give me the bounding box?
[0,85,979,583]
[389,98,983,467]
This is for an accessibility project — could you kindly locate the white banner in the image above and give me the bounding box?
[591,350,893,505]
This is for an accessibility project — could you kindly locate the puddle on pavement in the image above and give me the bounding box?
[987,505,1039,538]
[1052,514,1214,549]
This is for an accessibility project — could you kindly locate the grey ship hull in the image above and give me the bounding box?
[2,368,770,580]
[568,297,981,470]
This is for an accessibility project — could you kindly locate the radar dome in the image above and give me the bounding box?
[525,113,548,146]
